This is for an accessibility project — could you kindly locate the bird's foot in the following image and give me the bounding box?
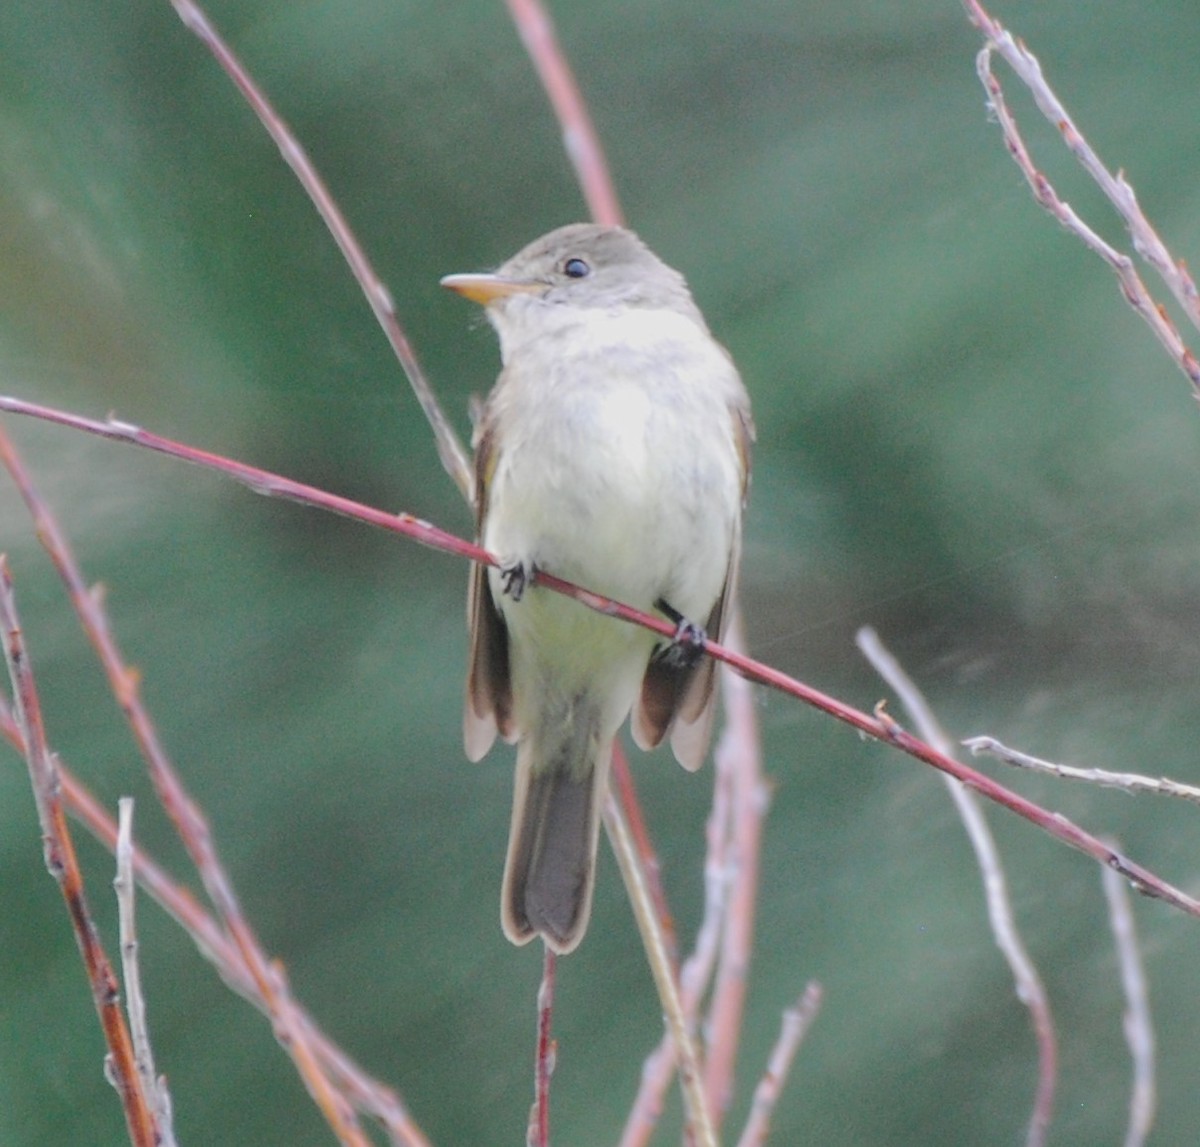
[654,598,707,669]
[499,559,537,602]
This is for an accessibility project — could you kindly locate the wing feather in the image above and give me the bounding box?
[464,422,515,760]
[633,400,752,771]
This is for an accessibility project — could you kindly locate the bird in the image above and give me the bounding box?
[441,223,753,954]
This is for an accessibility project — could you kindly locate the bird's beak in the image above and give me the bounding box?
[440,273,542,306]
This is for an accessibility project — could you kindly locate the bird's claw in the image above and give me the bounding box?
[499,559,536,602]
[654,598,707,669]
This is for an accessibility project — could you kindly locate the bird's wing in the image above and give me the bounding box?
[632,400,753,771]
[464,420,516,760]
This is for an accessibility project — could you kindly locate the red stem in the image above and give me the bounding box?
[534,947,557,1147]
[4,394,1199,923]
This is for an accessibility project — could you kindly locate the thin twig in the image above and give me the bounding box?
[503,0,624,227]
[961,0,1200,394]
[857,627,1056,1147]
[606,783,717,1147]
[4,398,1200,922]
[116,798,178,1147]
[0,397,483,561]
[965,736,1200,805]
[1101,859,1156,1147]
[16,650,423,1132]
[609,750,679,960]
[101,769,432,1144]
[168,0,473,499]
[0,558,160,1147]
[0,708,427,1145]
[962,0,1200,327]
[734,983,823,1147]
[704,608,769,1128]
[531,947,557,1147]
[618,716,733,1147]
[0,423,386,1147]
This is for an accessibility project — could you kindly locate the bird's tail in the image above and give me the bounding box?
[501,714,611,955]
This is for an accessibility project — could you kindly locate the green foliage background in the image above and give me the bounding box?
[2,1,1200,1143]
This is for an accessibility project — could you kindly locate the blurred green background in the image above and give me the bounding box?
[2,1,1199,1143]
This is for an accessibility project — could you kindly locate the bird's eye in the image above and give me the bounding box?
[563,257,590,279]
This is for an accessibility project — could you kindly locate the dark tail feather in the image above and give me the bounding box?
[502,735,608,955]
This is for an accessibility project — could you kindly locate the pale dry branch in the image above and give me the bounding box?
[961,0,1200,394]
[704,609,770,1128]
[618,709,733,1147]
[0,558,160,1147]
[608,750,682,961]
[734,982,823,1147]
[857,627,1056,1147]
[1101,858,1156,1147]
[115,798,178,1147]
[606,773,717,1147]
[618,611,774,1147]
[0,696,426,1144]
[965,736,1200,805]
[531,948,557,1147]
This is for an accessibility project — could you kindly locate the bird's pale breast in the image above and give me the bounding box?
[483,306,741,624]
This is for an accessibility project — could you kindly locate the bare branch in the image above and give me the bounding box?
[0,558,160,1147]
[1101,858,1156,1147]
[0,704,427,1143]
[529,948,557,1147]
[115,799,178,1147]
[5,396,1200,922]
[704,609,770,1126]
[961,0,1200,394]
[168,0,473,499]
[734,983,823,1147]
[503,0,624,227]
[618,697,733,1147]
[857,627,1056,1147]
[104,767,430,1143]
[606,778,716,1147]
[965,736,1200,805]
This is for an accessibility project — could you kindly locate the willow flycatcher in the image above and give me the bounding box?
[442,223,753,954]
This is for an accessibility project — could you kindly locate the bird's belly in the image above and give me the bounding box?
[483,382,737,621]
